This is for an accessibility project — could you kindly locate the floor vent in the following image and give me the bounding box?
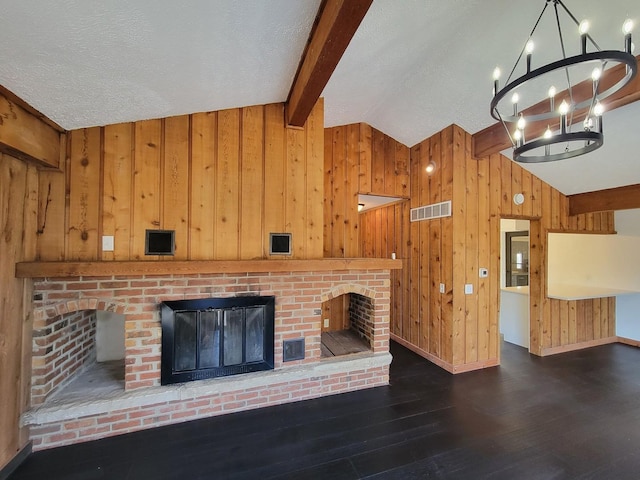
[410,200,452,222]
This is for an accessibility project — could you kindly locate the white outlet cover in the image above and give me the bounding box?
[479,268,489,278]
[464,284,473,294]
[439,283,445,294]
[102,235,114,252]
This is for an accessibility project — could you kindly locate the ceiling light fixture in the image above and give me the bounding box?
[490,0,637,163]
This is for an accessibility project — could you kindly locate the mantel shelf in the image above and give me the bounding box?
[15,258,402,279]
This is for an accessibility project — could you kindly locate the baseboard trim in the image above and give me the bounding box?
[390,334,499,374]
[617,336,640,348]
[0,442,31,480]
[540,336,617,356]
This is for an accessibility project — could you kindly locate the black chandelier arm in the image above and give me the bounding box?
[513,130,603,163]
[490,50,637,124]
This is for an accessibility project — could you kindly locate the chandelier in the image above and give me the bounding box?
[490,0,637,163]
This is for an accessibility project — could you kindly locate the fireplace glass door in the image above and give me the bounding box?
[161,296,275,385]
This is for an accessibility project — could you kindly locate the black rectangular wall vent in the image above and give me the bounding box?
[269,233,292,255]
[145,229,175,255]
[161,296,275,385]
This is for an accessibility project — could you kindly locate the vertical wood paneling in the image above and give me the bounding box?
[240,106,264,259]
[36,168,66,260]
[132,120,162,260]
[285,126,306,258]
[477,146,490,362]
[215,109,240,260]
[0,154,36,471]
[103,123,133,260]
[371,130,385,194]
[305,100,324,259]
[190,112,216,260]
[163,115,190,260]
[68,128,101,260]
[440,127,454,365]
[344,124,360,257]
[359,124,372,194]
[264,105,286,257]
[428,136,442,358]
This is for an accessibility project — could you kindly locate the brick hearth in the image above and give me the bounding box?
[24,268,392,450]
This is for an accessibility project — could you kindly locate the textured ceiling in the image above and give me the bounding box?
[0,0,638,195]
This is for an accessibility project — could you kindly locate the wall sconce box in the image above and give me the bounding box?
[145,230,175,255]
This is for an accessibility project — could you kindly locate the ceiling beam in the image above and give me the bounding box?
[472,54,640,159]
[286,0,373,127]
[569,184,640,216]
[0,90,61,169]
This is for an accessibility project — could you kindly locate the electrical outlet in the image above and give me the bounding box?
[464,284,473,295]
[479,268,489,278]
[102,235,114,252]
[439,283,445,294]
[323,318,330,328]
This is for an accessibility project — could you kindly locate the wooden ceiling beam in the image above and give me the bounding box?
[286,0,373,127]
[0,89,61,169]
[569,184,640,215]
[473,54,640,159]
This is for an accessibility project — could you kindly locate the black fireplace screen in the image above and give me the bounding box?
[161,296,275,385]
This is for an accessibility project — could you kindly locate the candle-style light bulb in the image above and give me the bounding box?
[525,40,534,72]
[580,20,590,53]
[558,100,569,115]
[623,19,634,53]
[517,114,526,131]
[544,126,552,156]
[513,129,522,148]
[559,100,569,134]
[512,92,519,116]
[493,67,501,95]
[594,101,604,133]
[593,101,604,117]
[548,86,556,111]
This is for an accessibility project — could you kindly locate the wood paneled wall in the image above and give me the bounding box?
[0,154,37,471]
[323,123,409,258]
[405,125,616,371]
[36,101,324,261]
[359,202,411,340]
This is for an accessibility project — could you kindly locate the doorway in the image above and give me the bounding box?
[499,219,530,350]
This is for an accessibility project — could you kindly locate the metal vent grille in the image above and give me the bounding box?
[410,200,452,222]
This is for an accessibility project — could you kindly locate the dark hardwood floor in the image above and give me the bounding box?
[9,341,640,479]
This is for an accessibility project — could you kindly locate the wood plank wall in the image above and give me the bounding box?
[407,125,615,371]
[324,124,409,258]
[36,101,324,261]
[0,154,37,471]
[323,123,410,331]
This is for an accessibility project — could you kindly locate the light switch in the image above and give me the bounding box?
[439,283,445,294]
[102,235,114,252]
[464,284,473,295]
[323,318,330,328]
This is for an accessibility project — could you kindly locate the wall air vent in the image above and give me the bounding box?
[410,200,452,222]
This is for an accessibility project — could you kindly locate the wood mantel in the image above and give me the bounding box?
[15,258,402,278]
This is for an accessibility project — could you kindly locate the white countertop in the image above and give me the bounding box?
[547,284,640,301]
[501,286,529,296]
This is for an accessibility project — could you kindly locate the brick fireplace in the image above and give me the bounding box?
[20,262,395,450]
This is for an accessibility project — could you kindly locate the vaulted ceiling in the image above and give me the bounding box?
[1,0,638,196]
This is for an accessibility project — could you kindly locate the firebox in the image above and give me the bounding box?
[160,296,275,385]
